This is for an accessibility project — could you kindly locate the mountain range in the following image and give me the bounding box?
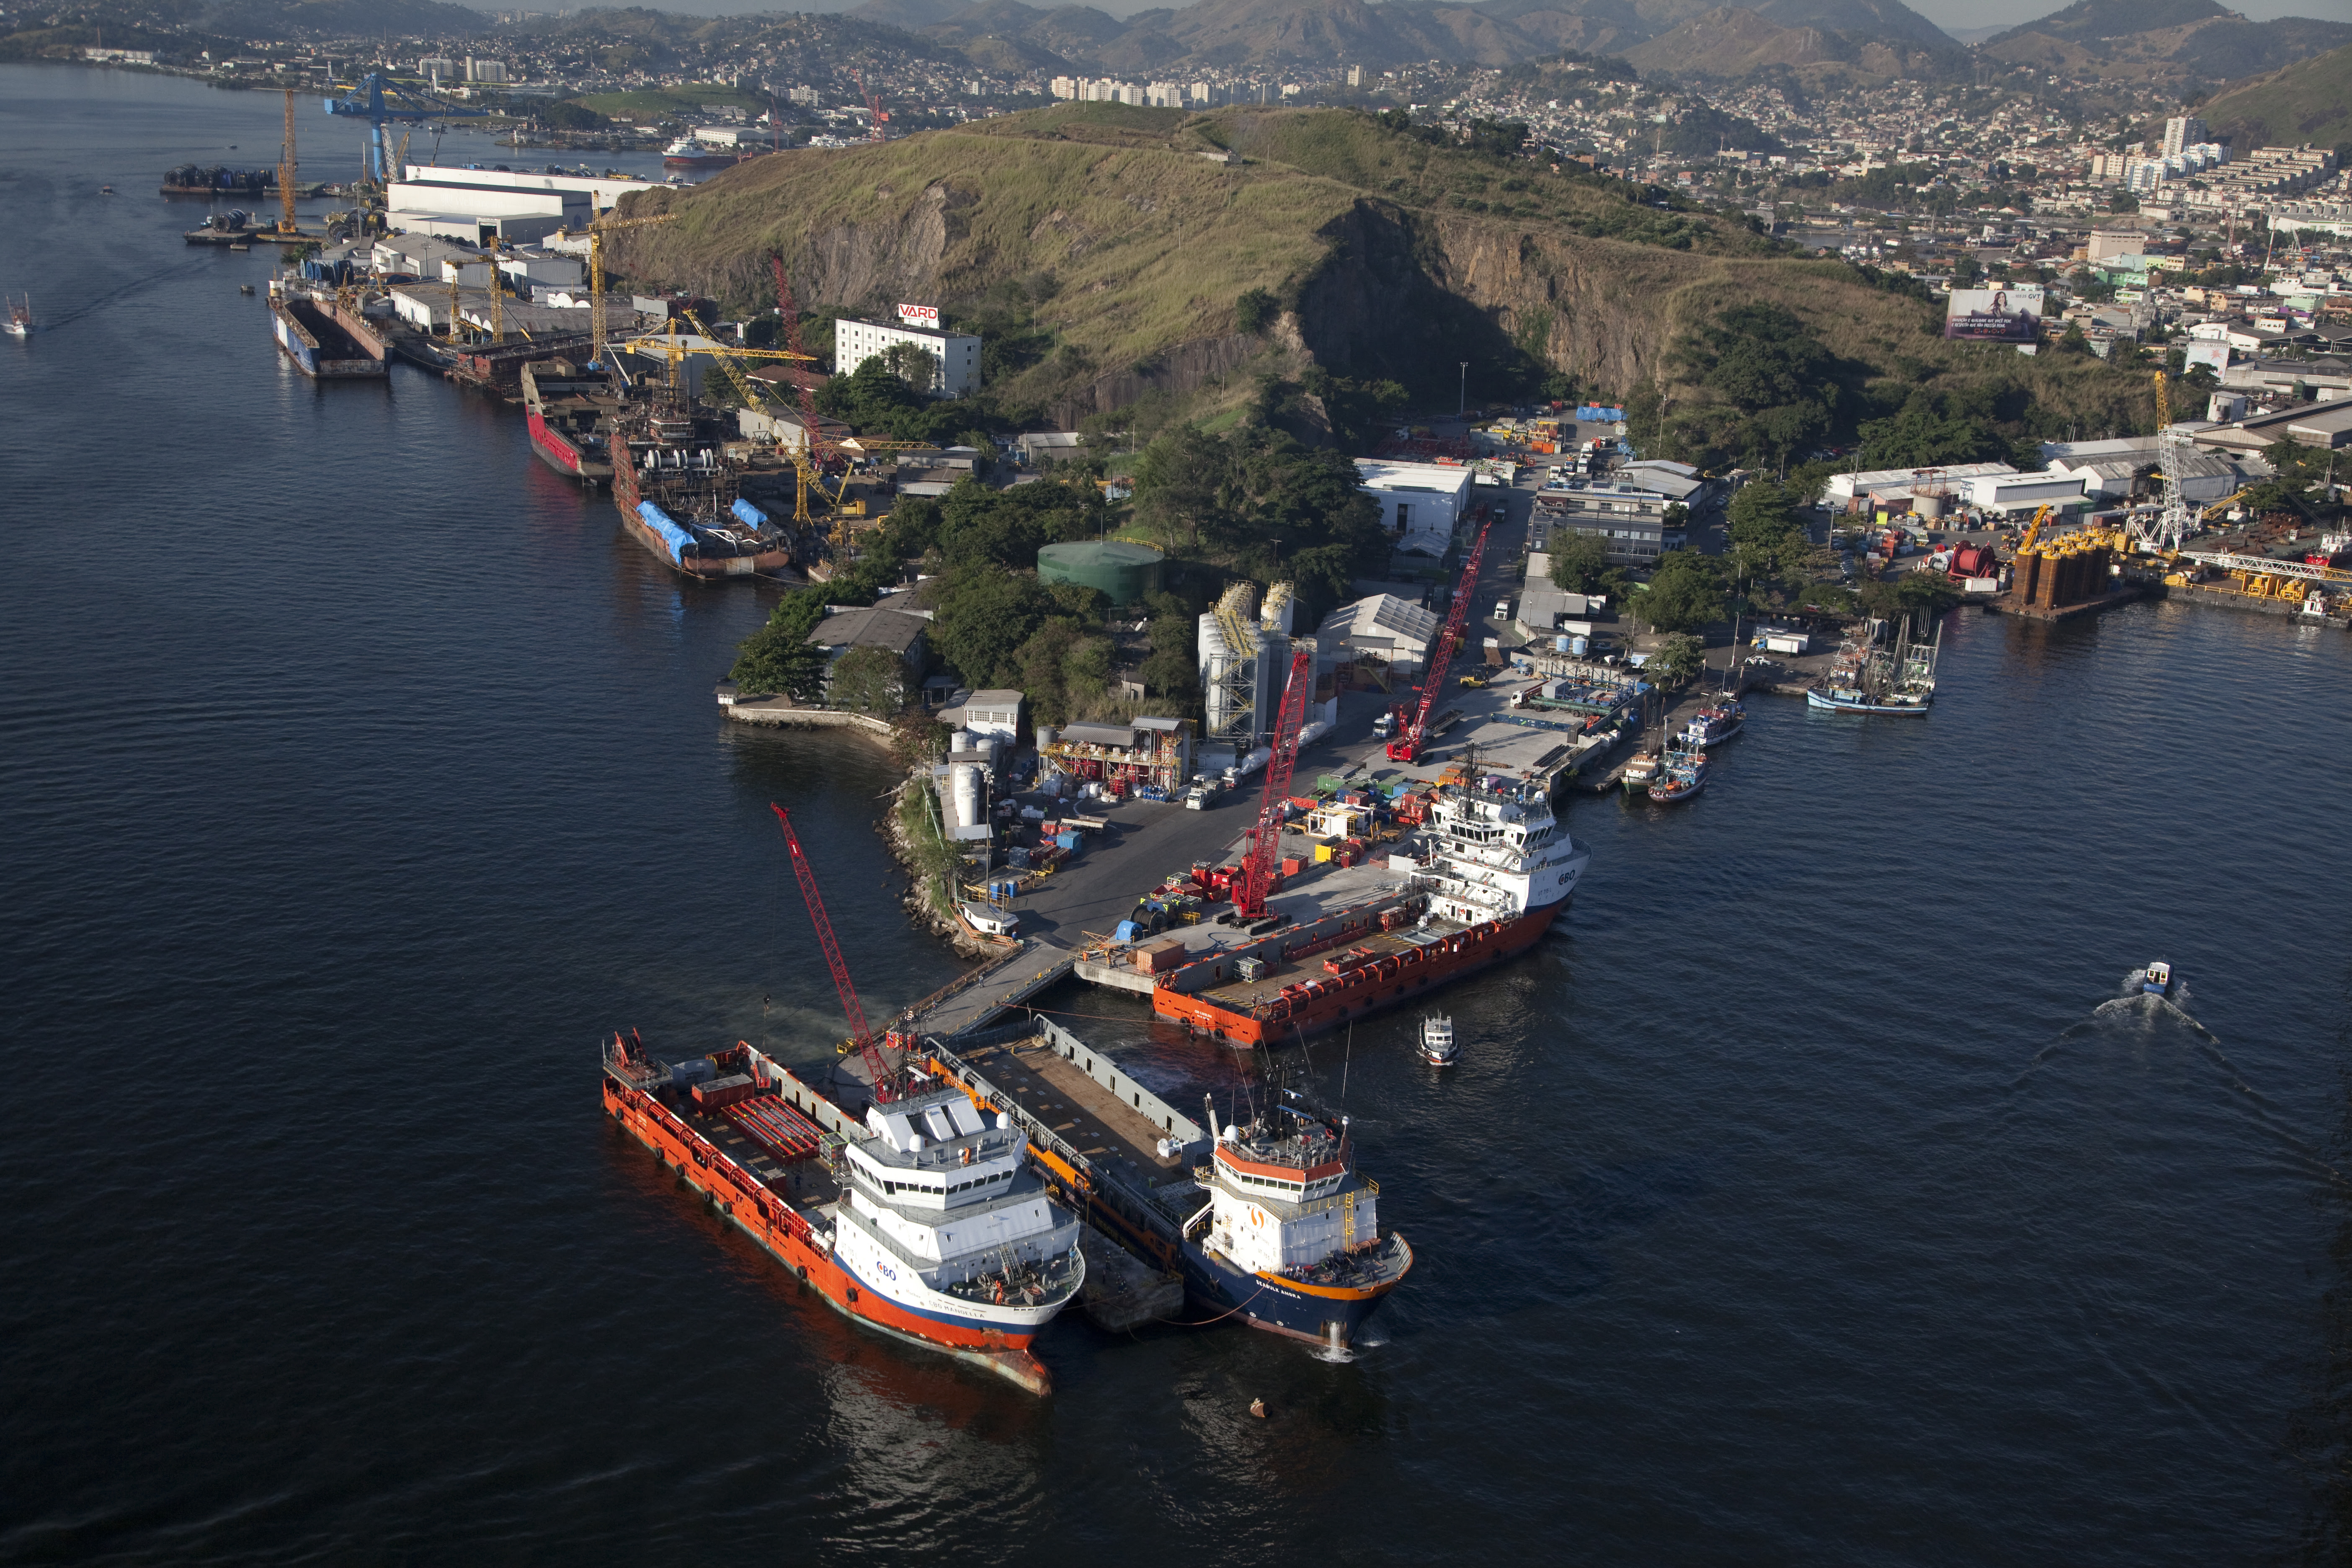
[859,0,1963,74]
[1979,0,2351,89]
[851,0,2351,85]
[2196,39,2352,152]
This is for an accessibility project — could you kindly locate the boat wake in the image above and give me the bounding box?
[1310,1342,1358,1365]
[2062,969,2212,1041]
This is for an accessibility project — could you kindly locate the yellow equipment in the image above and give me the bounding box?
[586,208,677,369]
[2014,503,2054,555]
[276,89,299,237]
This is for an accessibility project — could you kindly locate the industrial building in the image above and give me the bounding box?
[1315,593,1441,676]
[1354,459,1472,556]
[1038,540,1163,606]
[1037,717,1193,798]
[1532,478,1673,564]
[833,316,982,397]
[1198,580,1293,751]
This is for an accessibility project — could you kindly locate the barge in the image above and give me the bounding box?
[520,357,614,482]
[1150,770,1588,1046]
[601,1031,1083,1394]
[271,297,387,379]
[610,398,794,578]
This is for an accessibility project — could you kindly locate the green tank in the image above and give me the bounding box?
[1037,540,1163,606]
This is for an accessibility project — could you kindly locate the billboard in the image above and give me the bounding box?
[1944,285,2045,343]
[2182,341,2231,375]
[895,302,940,328]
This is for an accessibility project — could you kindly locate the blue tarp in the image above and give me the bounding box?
[730,498,768,528]
[1575,404,1627,423]
[636,501,696,562]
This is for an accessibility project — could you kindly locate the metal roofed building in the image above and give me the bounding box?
[806,606,931,692]
[1315,593,1442,673]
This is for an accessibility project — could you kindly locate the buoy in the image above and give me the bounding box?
[1249,1398,1267,1418]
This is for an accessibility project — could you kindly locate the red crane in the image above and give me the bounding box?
[1232,648,1315,921]
[857,71,888,143]
[770,802,903,1102]
[1386,518,1493,764]
[768,254,830,461]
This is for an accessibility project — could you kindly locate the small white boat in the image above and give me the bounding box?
[3,293,32,337]
[2141,960,2174,998]
[1418,1013,1458,1066]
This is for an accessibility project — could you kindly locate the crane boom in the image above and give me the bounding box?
[1387,520,1491,763]
[770,802,901,1101]
[1233,648,1315,921]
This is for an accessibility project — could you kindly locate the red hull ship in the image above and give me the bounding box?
[1152,768,1589,1047]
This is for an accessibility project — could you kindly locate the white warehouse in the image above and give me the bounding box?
[835,317,982,397]
[1354,459,1472,556]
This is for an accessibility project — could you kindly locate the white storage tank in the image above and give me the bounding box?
[950,763,982,829]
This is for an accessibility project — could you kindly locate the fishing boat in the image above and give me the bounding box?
[1179,1091,1413,1349]
[1648,737,1707,804]
[1684,697,1744,745]
[1418,1013,1458,1066]
[2141,960,2174,998]
[4,294,32,337]
[1808,614,1938,714]
[1621,749,1660,794]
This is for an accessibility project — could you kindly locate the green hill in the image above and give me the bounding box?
[2197,40,2352,151]
[606,102,2156,465]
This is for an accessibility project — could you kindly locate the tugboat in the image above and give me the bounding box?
[1418,1013,1458,1066]
[1180,1091,1413,1349]
[3,293,33,337]
[2141,960,2175,998]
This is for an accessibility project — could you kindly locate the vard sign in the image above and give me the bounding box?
[895,303,939,328]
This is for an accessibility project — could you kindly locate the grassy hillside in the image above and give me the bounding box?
[610,103,2157,455]
[2197,41,2352,150]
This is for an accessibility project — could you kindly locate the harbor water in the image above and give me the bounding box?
[8,64,2352,1565]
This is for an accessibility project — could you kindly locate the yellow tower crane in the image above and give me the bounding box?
[585,208,677,370]
[276,88,300,237]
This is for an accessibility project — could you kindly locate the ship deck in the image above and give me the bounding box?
[950,1037,1183,1180]
[676,1101,842,1210]
[1186,921,1462,1014]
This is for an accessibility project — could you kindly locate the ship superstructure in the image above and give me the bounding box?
[1408,770,1588,928]
[1180,1096,1411,1347]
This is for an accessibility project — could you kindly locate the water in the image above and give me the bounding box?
[8,64,2352,1565]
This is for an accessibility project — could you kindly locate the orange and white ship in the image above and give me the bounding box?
[601,1033,1083,1394]
[1150,771,1589,1045]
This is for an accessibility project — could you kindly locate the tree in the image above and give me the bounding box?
[727,588,830,700]
[826,645,908,715]
[1725,479,1813,585]
[1651,632,1705,687]
[930,570,1056,687]
[2055,320,2092,356]
[1637,549,1724,633]
[881,340,941,393]
[1235,288,1278,335]
[1547,532,1620,595]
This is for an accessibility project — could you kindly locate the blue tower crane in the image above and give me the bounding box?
[323,73,491,187]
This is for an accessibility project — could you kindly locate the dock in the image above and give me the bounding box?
[925,1020,1209,1282]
